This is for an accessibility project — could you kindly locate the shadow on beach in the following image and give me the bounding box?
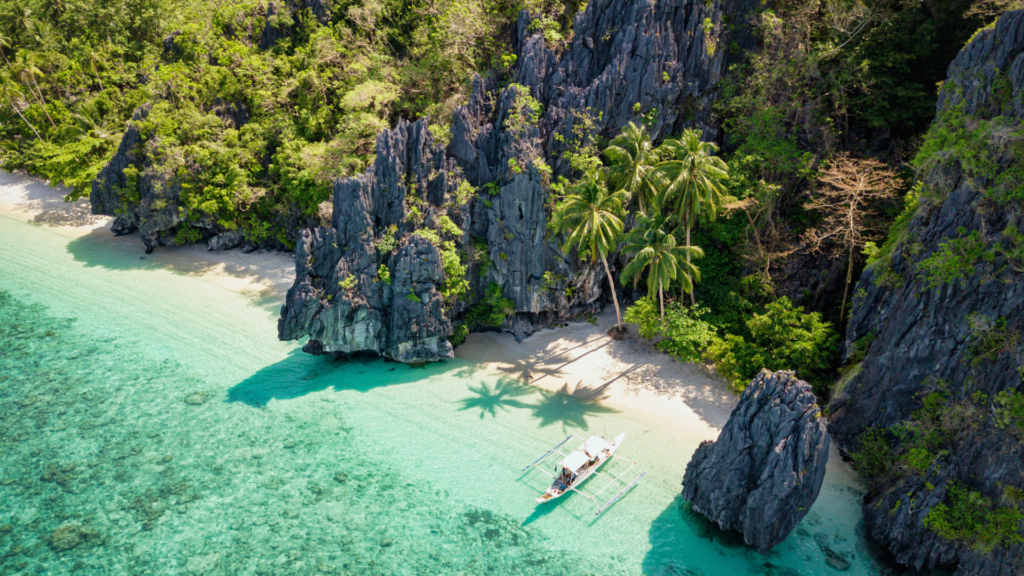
[0,171,102,227]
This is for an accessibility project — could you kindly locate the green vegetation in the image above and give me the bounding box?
[924,482,1024,553]
[994,390,1024,433]
[0,0,534,242]
[624,298,716,363]
[917,230,993,289]
[377,264,391,285]
[465,283,515,329]
[704,297,838,393]
[338,273,357,291]
[413,226,469,310]
[967,314,1020,367]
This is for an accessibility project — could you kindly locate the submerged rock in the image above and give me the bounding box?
[183,392,209,405]
[681,370,829,553]
[48,524,100,552]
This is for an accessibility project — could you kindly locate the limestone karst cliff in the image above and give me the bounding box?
[829,11,1024,575]
[276,0,757,360]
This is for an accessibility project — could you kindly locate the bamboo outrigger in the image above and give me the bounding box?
[522,433,645,515]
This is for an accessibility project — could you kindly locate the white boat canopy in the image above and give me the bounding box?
[522,433,646,515]
[584,436,612,456]
[559,450,590,473]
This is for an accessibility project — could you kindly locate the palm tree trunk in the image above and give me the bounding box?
[601,256,623,329]
[841,242,854,322]
[685,221,696,306]
[29,76,56,128]
[659,280,665,321]
[6,96,43,141]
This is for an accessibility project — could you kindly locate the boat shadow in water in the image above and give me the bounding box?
[225,349,453,407]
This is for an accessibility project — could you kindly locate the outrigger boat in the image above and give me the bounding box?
[522,433,645,515]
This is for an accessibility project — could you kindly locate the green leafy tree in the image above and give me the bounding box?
[651,129,728,304]
[552,172,627,330]
[620,205,703,319]
[604,121,658,213]
[705,297,838,393]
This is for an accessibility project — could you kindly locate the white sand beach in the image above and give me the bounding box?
[0,170,738,438]
[0,171,296,301]
[456,310,739,439]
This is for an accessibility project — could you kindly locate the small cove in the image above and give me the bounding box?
[0,211,903,575]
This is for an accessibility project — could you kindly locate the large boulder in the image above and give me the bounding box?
[682,369,830,553]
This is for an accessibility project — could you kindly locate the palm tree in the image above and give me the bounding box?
[79,49,104,90]
[620,202,703,319]
[552,173,628,331]
[0,73,43,141]
[0,32,12,65]
[650,129,728,304]
[13,7,34,37]
[13,50,55,128]
[604,122,658,213]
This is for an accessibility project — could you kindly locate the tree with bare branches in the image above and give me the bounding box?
[802,155,900,321]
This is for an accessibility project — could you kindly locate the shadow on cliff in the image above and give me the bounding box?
[64,225,294,316]
[225,349,454,407]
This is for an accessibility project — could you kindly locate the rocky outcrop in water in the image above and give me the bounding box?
[828,10,1024,575]
[682,370,830,553]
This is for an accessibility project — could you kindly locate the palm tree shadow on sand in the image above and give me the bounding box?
[528,381,619,431]
[457,377,534,418]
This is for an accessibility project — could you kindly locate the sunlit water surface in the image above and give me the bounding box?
[0,214,901,575]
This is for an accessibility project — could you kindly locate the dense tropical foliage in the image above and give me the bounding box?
[0,0,1003,395]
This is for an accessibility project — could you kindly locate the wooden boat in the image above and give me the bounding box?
[522,433,644,515]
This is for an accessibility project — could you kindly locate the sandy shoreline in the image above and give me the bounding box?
[457,310,738,439]
[0,170,737,440]
[0,171,296,302]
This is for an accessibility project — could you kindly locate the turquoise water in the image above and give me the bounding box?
[0,213,897,575]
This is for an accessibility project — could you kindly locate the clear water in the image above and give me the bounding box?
[0,213,896,575]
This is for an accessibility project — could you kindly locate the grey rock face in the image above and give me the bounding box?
[281,0,763,357]
[829,10,1024,575]
[682,370,830,553]
[207,229,245,251]
[277,119,455,362]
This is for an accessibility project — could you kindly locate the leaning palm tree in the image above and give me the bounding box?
[620,204,703,319]
[0,32,13,65]
[13,50,55,128]
[604,122,658,213]
[650,129,728,304]
[552,172,628,331]
[0,73,43,141]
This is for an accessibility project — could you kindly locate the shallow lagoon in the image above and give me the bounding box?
[0,213,900,575]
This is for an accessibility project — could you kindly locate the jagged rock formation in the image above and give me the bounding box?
[829,11,1024,575]
[682,370,830,553]
[278,119,455,362]
[278,0,760,357]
